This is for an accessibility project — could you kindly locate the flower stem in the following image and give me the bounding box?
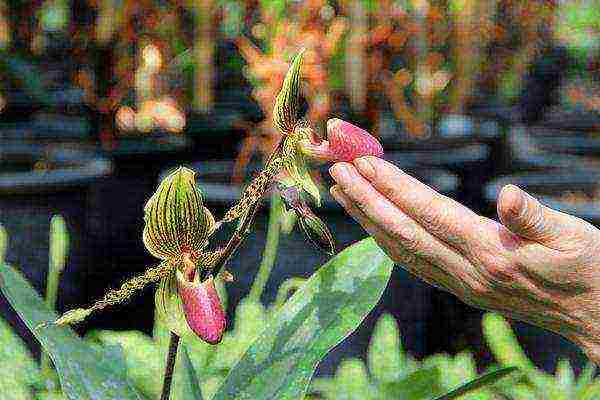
[160,333,180,400]
[249,193,282,302]
[204,139,285,281]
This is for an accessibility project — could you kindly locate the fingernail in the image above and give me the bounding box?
[330,185,349,208]
[329,163,351,185]
[354,157,375,179]
[502,184,525,217]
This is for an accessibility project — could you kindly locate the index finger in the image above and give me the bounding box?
[351,156,480,251]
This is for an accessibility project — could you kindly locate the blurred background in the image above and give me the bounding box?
[0,0,598,379]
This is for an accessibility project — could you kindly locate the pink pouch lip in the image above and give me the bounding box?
[300,118,384,163]
[176,271,226,344]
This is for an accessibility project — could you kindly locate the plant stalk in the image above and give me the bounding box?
[42,216,69,388]
[204,139,285,281]
[249,193,282,302]
[160,333,181,400]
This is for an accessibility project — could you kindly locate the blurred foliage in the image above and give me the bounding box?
[309,313,515,400]
[483,313,600,400]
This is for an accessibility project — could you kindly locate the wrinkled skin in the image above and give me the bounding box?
[329,156,600,362]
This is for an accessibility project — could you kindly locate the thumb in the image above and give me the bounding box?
[497,184,567,243]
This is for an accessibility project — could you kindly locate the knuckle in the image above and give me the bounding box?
[465,279,493,304]
[475,245,519,284]
[390,224,419,252]
[419,199,459,238]
[392,247,419,268]
[350,192,371,213]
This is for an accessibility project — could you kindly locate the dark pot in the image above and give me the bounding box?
[517,45,569,125]
[482,170,596,373]
[523,126,600,160]
[467,104,524,177]
[88,133,192,241]
[166,158,459,374]
[0,112,93,144]
[537,110,599,133]
[0,143,112,352]
[503,125,596,177]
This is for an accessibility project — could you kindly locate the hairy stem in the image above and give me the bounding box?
[160,333,180,400]
[203,140,285,280]
[249,193,282,302]
[46,261,173,328]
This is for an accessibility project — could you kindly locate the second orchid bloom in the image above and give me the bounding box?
[144,167,226,344]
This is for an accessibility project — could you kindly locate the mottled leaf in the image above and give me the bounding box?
[0,264,143,400]
[86,330,205,400]
[212,238,393,400]
[0,316,40,400]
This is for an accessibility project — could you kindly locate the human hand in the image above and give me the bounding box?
[329,156,600,362]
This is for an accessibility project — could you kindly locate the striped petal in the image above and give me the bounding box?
[273,50,304,135]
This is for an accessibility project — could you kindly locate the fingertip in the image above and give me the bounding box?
[354,156,376,178]
[330,184,349,208]
[497,184,524,223]
[329,184,340,197]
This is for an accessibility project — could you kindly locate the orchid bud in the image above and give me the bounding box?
[177,272,226,344]
[299,118,384,163]
[276,181,335,255]
[273,50,305,135]
[298,212,335,256]
[143,167,215,261]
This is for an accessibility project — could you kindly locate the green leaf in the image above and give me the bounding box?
[333,359,376,400]
[86,330,161,399]
[212,238,393,400]
[381,367,444,399]
[180,345,205,400]
[49,215,69,275]
[482,313,554,392]
[210,298,268,374]
[0,224,7,264]
[87,330,204,400]
[367,313,406,384]
[576,363,597,394]
[432,367,518,400]
[0,316,41,400]
[482,313,535,372]
[0,263,143,400]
